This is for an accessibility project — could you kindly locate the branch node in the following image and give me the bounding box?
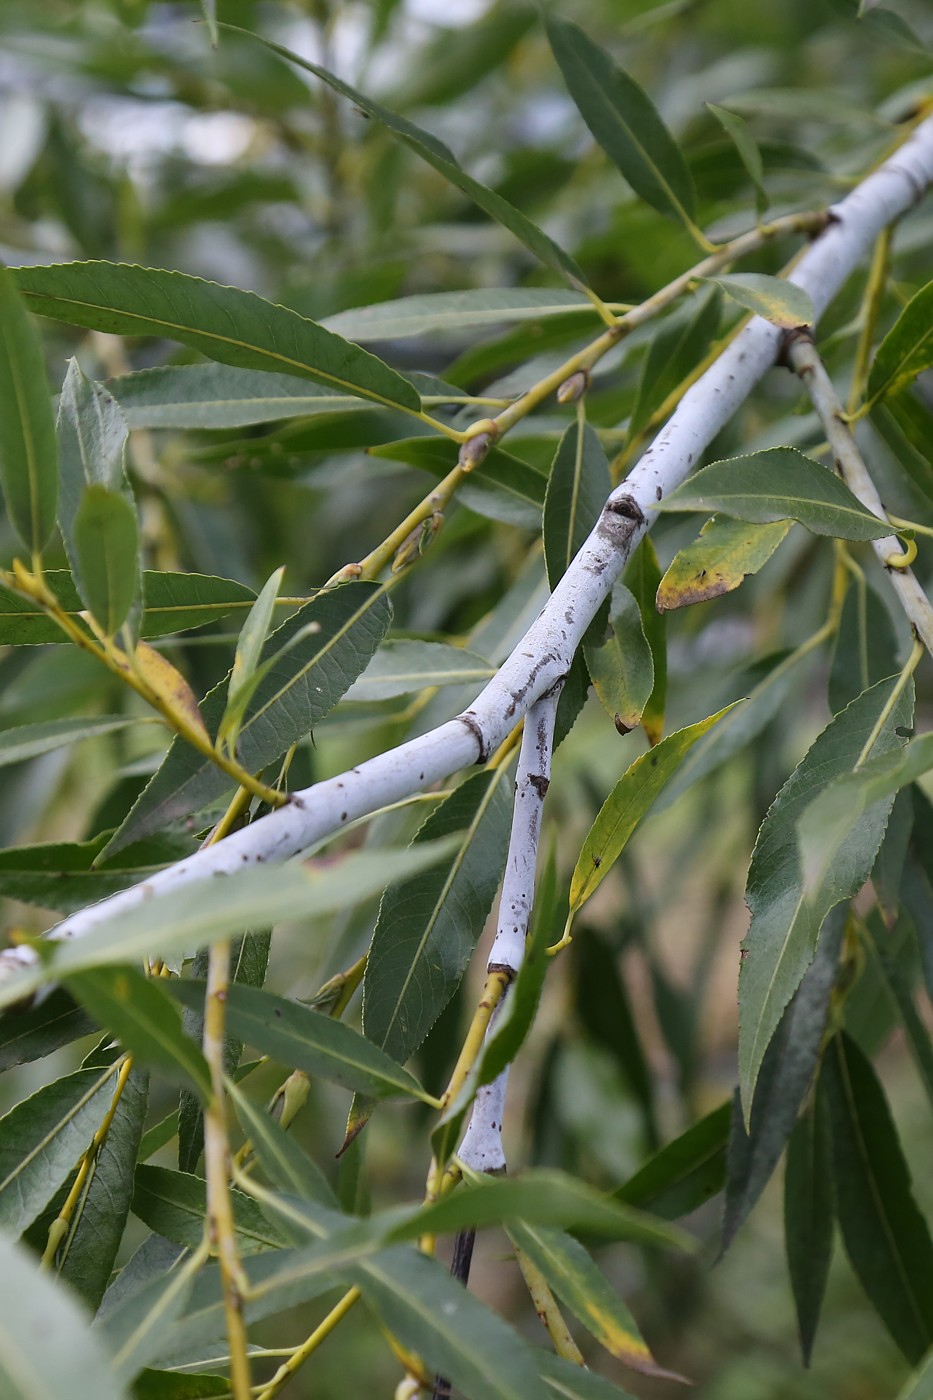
[457,711,490,763]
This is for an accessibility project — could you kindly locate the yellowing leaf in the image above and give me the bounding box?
[656,517,791,611]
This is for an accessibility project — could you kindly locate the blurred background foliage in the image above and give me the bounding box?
[0,0,932,1396]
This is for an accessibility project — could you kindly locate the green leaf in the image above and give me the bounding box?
[0,1063,121,1233]
[703,274,814,327]
[234,28,585,287]
[537,1351,639,1400]
[226,1079,337,1207]
[0,570,258,646]
[107,582,392,852]
[72,485,141,637]
[583,583,654,735]
[343,640,494,702]
[0,844,458,1012]
[370,436,546,530]
[869,279,933,403]
[323,288,597,340]
[569,707,735,921]
[13,262,420,413]
[0,987,96,1070]
[543,420,612,588]
[132,1372,228,1400]
[575,931,658,1147]
[656,517,791,611]
[706,105,767,213]
[784,1101,834,1366]
[98,1251,204,1382]
[0,715,140,768]
[132,1164,287,1254]
[629,287,721,439]
[545,16,697,232]
[662,447,891,539]
[722,909,843,1251]
[820,1032,933,1362]
[828,579,899,713]
[508,1223,681,1380]
[898,1348,933,1400]
[623,538,666,743]
[217,565,284,753]
[65,967,211,1101]
[169,981,431,1101]
[864,906,933,1110]
[0,1231,128,1400]
[56,1067,149,1311]
[615,1102,731,1220]
[363,766,513,1066]
[739,674,912,1114]
[0,261,58,557]
[0,831,195,915]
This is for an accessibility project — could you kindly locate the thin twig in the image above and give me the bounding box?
[786,333,933,656]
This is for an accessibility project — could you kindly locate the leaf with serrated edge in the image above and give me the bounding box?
[0,1231,127,1400]
[132,1164,287,1254]
[662,447,891,539]
[227,1078,336,1207]
[570,707,735,919]
[738,675,913,1116]
[13,262,420,412]
[657,517,791,611]
[546,16,696,231]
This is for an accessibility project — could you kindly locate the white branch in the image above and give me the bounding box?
[2,116,932,986]
[458,685,562,1173]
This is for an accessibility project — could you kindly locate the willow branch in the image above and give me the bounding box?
[786,332,933,656]
[1,115,932,989]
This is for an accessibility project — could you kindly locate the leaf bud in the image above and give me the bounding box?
[556,369,590,404]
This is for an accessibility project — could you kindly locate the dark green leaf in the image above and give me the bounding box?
[869,279,933,403]
[0,987,96,1069]
[0,262,58,556]
[226,1078,336,1207]
[537,1351,638,1400]
[65,967,211,1101]
[828,579,899,712]
[576,932,658,1149]
[706,105,767,213]
[364,766,513,1066]
[132,1164,287,1254]
[820,1032,933,1362]
[615,1102,731,1219]
[784,1101,834,1366]
[661,447,890,539]
[72,486,140,637]
[0,715,139,768]
[629,288,721,439]
[132,1372,228,1400]
[543,420,612,588]
[170,980,431,1101]
[14,262,421,412]
[370,436,546,530]
[739,674,912,1113]
[0,831,196,914]
[546,16,697,231]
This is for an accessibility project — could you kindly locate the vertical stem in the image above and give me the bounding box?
[203,937,252,1400]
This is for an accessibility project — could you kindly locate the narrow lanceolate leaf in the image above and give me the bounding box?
[796,730,933,915]
[56,1067,149,1311]
[785,1101,834,1366]
[133,1372,228,1399]
[656,517,791,611]
[615,1102,732,1220]
[342,640,494,702]
[543,419,612,588]
[623,538,666,743]
[537,1351,641,1400]
[546,16,696,231]
[0,1231,128,1400]
[226,1079,337,1208]
[569,707,734,921]
[576,932,658,1148]
[0,832,196,916]
[0,843,457,1012]
[706,104,767,213]
[363,766,513,1066]
[218,565,284,752]
[704,274,813,327]
[323,288,597,340]
[170,981,431,1101]
[898,1349,933,1400]
[661,448,890,540]
[739,675,912,1115]
[583,583,653,735]
[629,287,721,439]
[13,262,421,412]
[72,485,140,637]
[132,1165,287,1254]
[0,569,258,646]
[235,28,585,288]
[829,580,899,713]
[868,279,933,403]
[0,1063,120,1233]
[509,1223,682,1380]
[0,262,58,556]
[0,987,96,1070]
[65,967,211,1102]
[820,1033,933,1362]
[0,715,138,768]
[372,436,546,530]
[107,582,391,853]
[722,909,843,1252]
